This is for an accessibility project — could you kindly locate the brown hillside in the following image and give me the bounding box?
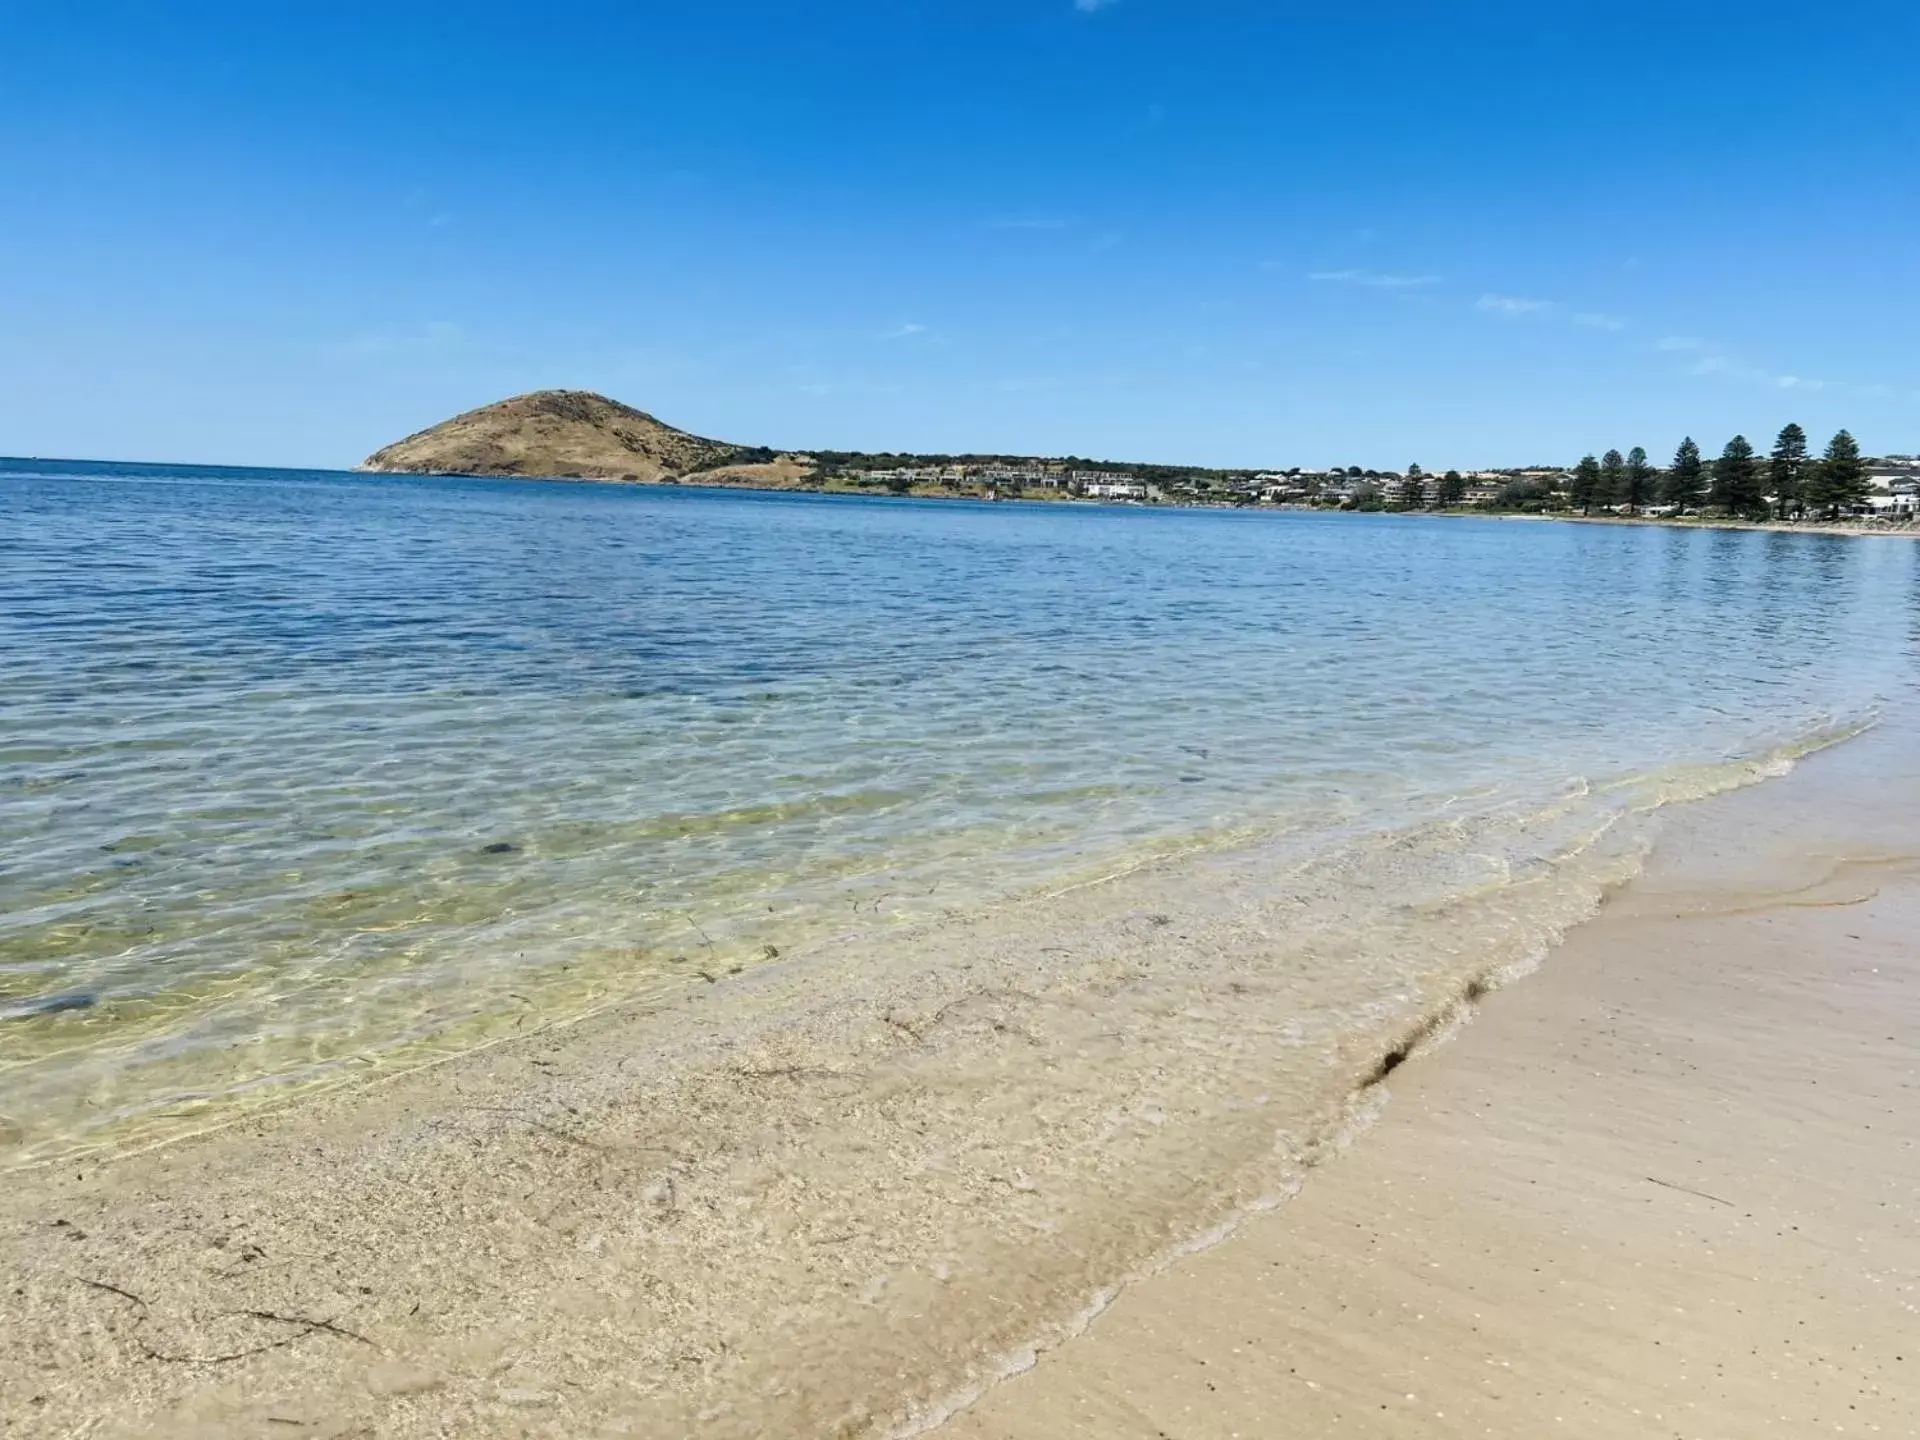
[360,390,753,482]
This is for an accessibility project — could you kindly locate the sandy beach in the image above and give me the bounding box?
[5,721,1917,1438]
[949,724,1920,1439]
[10,3,1920,1435]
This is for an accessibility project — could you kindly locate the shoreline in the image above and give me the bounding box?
[945,720,1920,1437]
[4,801,1589,1437]
[20,455,1917,537]
[372,466,1920,537]
[1468,506,1920,539]
[1,725,1894,1435]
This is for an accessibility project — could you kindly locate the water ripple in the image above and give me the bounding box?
[3,459,1916,1155]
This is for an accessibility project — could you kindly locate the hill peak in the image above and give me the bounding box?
[361,390,746,482]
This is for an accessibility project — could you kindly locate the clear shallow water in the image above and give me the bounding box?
[3,459,1918,1160]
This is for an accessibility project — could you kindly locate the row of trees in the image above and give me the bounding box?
[1567,426,1869,520]
[1382,426,1873,520]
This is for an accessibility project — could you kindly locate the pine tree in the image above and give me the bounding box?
[1623,446,1655,515]
[1805,429,1868,516]
[1569,454,1603,514]
[1710,435,1762,517]
[1599,449,1626,510]
[1769,423,1808,519]
[1400,463,1426,510]
[1436,469,1467,508]
[1663,437,1706,512]
[1800,459,1828,514]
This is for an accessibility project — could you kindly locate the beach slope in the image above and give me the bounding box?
[948,733,1920,1438]
[4,733,1916,1437]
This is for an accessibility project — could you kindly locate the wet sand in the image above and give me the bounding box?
[2,809,1593,1440]
[4,729,1915,1437]
[948,732,1920,1438]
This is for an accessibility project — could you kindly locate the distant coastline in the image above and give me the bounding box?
[13,447,1916,539]
[360,459,1920,539]
[356,389,1920,534]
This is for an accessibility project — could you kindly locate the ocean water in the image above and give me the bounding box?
[4,458,1918,1164]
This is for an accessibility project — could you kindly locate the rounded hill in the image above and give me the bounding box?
[361,390,761,482]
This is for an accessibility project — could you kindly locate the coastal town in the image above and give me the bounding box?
[820,446,1920,520]
[353,392,1920,528]
[349,391,1920,533]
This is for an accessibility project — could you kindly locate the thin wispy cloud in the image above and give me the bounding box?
[880,322,928,340]
[1309,269,1441,288]
[1476,294,1556,317]
[1074,0,1118,12]
[1702,358,1828,391]
[1478,295,1639,337]
[1655,336,1833,392]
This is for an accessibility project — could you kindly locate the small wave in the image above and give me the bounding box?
[875,714,1872,1439]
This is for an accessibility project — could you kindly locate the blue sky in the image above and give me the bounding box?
[3,1,1916,469]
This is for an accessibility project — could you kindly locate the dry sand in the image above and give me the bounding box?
[4,729,1915,1438]
[948,730,1920,1439]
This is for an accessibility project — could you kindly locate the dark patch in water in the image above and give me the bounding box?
[3,991,99,1021]
[482,842,519,855]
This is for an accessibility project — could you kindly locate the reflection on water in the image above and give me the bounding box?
[2,459,1916,1158]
